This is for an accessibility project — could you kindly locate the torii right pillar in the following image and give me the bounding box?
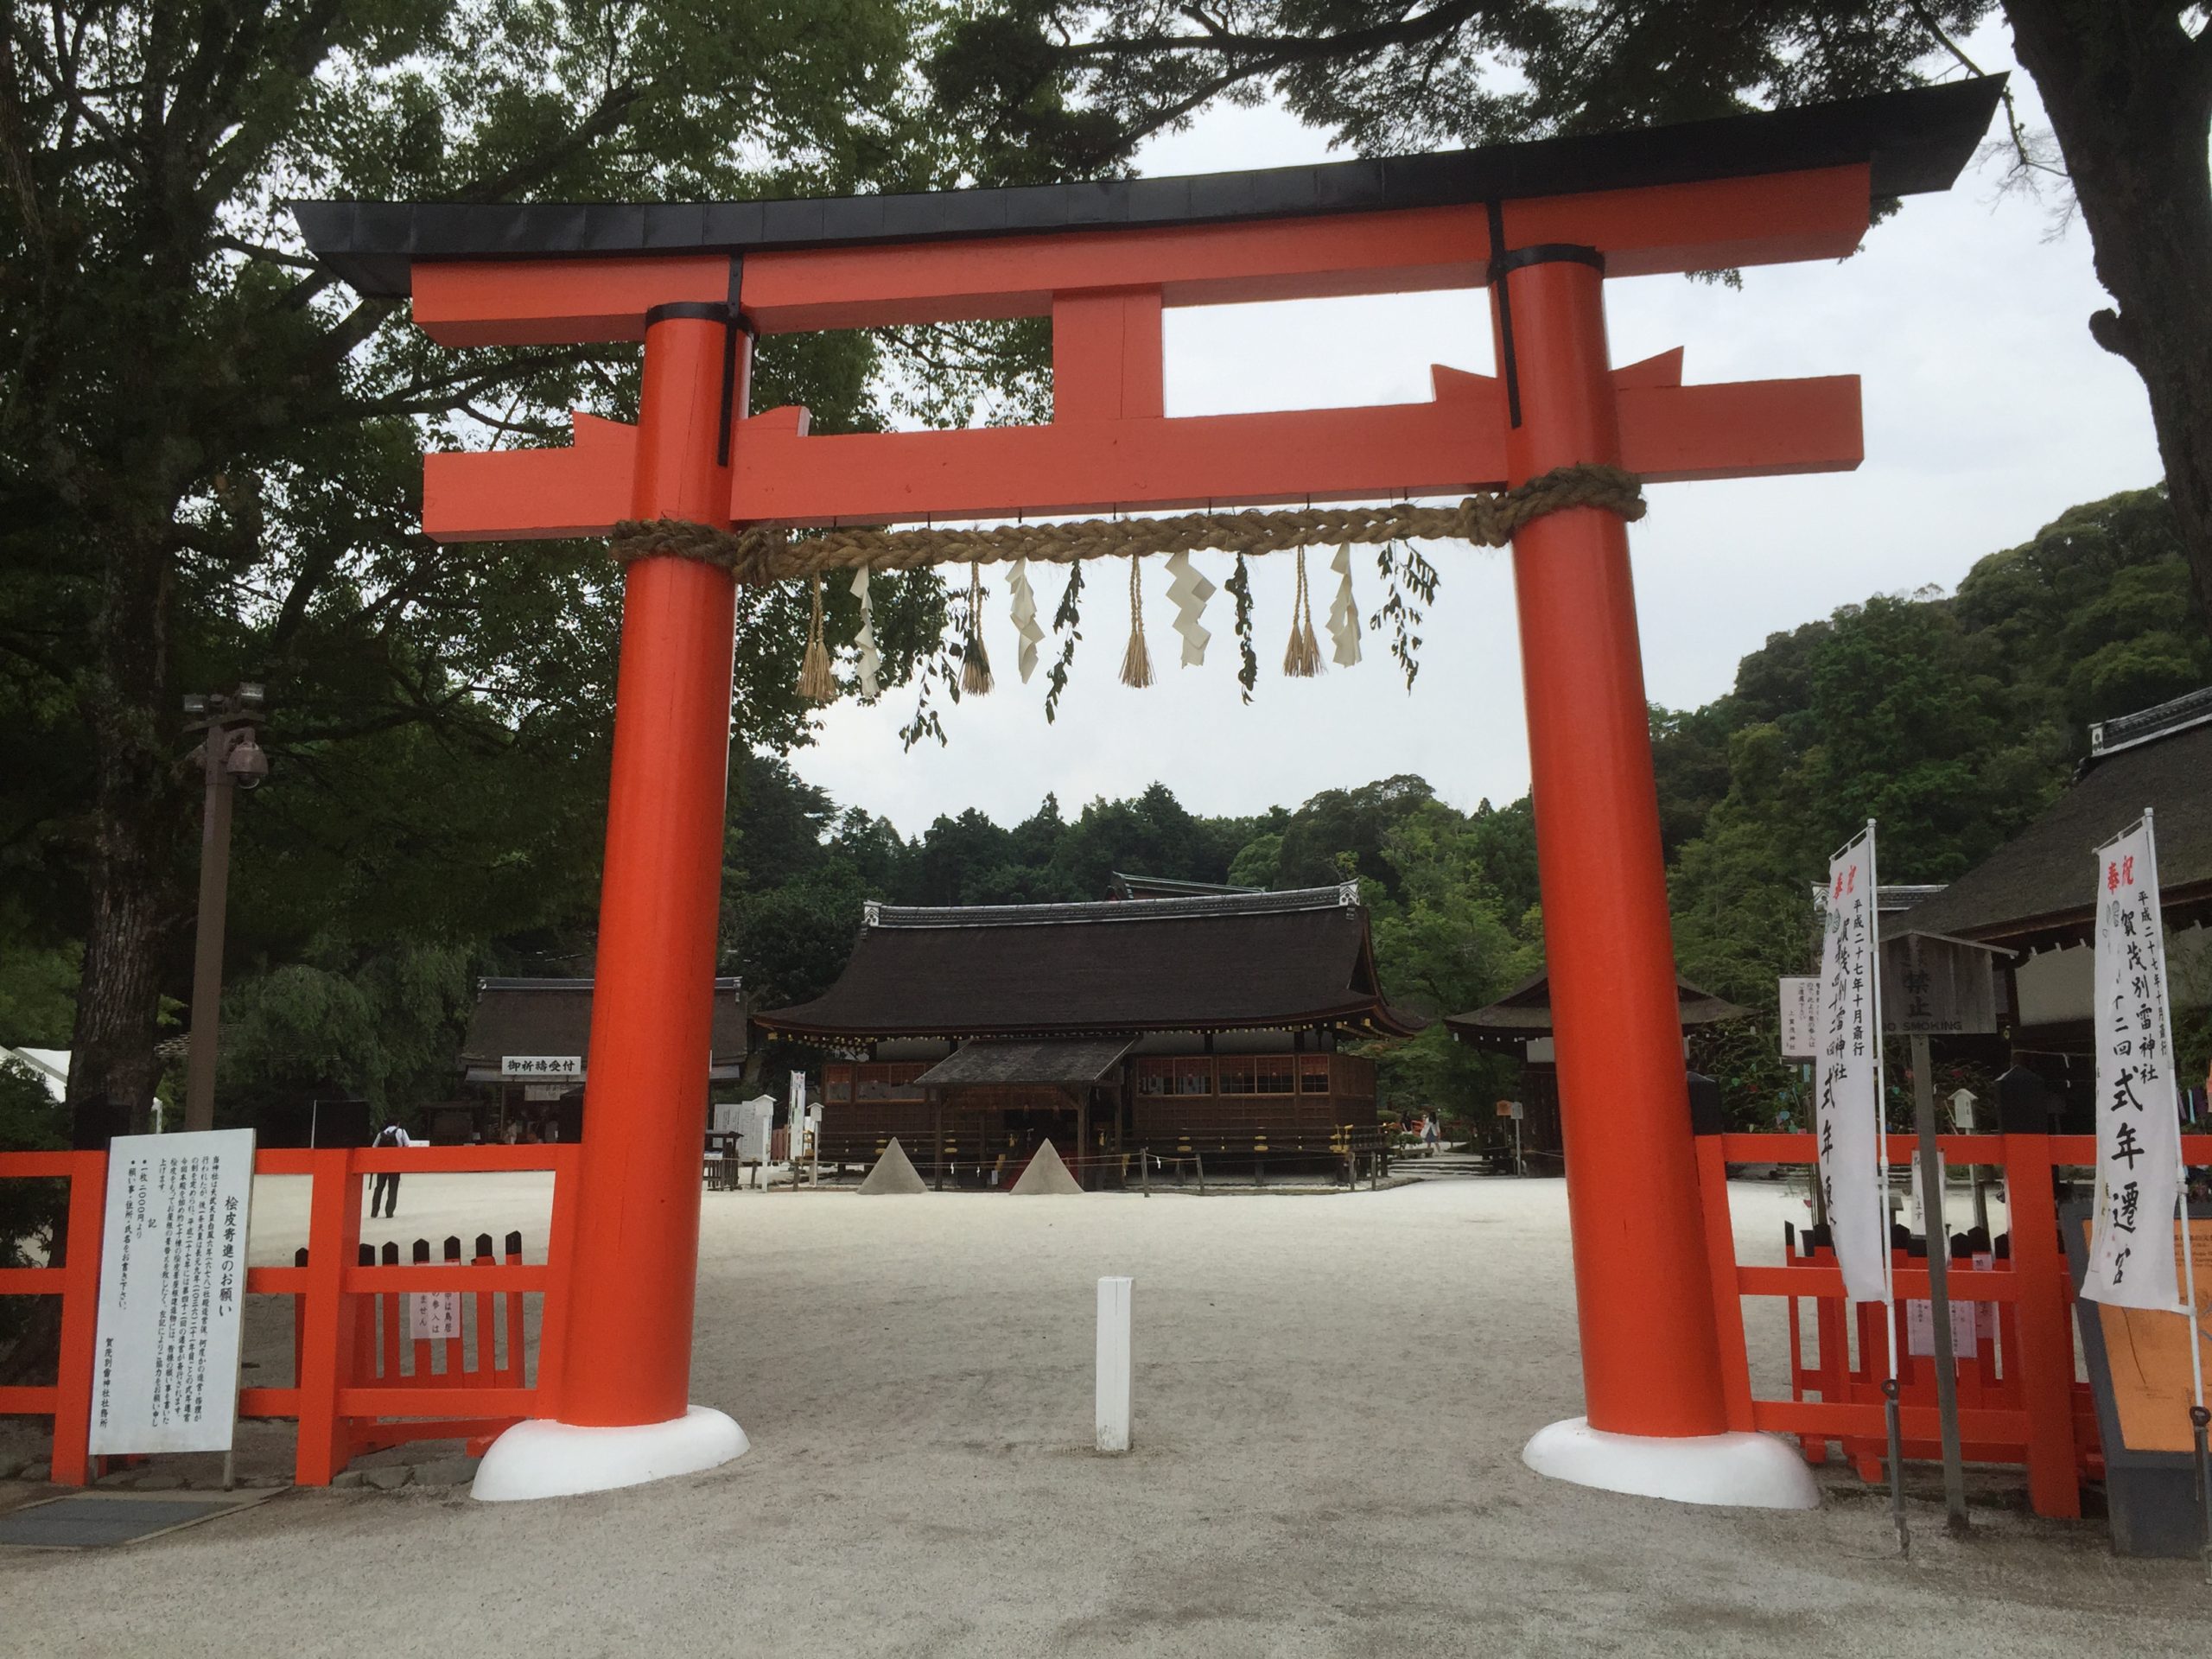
[1493,245,1817,1509]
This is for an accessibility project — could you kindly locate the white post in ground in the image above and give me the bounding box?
[1096,1276,1133,1453]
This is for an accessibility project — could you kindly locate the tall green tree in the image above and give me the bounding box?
[1666,486,2205,1012]
[927,3,2212,630]
[0,1,973,1133]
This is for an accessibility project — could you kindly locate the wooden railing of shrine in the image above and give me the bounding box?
[1695,1124,2212,1519]
[0,1143,578,1487]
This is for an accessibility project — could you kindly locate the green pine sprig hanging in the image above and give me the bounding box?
[1044,561,1084,724]
[1225,553,1258,703]
[1370,539,1440,691]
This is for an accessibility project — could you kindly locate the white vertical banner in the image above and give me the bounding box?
[1815,823,1891,1306]
[2082,816,2188,1312]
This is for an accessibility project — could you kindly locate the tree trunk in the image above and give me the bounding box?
[2003,1,2212,626]
[65,524,181,1141]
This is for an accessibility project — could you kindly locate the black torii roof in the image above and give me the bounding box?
[753,886,1422,1041]
[291,78,2004,299]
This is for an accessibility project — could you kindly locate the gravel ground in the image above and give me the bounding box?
[2,1173,2198,1659]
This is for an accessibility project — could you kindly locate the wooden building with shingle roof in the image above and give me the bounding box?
[754,884,1420,1182]
[1897,688,2212,1099]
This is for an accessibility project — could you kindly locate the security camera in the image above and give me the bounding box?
[225,732,270,789]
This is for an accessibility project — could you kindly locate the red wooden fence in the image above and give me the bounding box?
[1698,1127,2212,1518]
[0,1142,579,1486]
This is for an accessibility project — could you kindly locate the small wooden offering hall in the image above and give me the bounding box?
[753,883,1421,1184]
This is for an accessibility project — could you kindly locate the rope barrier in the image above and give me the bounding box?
[607,461,1644,584]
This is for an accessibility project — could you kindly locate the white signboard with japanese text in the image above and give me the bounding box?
[1815,826,1890,1306]
[502,1055,581,1079]
[734,1096,774,1165]
[409,1283,462,1342]
[2082,817,2186,1312]
[788,1071,817,1156]
[1907,1294,1979,1360]
[89,1128,257,1455]
[1779,977,1820,1060]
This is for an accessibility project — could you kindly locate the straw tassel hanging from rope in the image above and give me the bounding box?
[1121,556,1154,688]
[960,561,994,696]
[797,574,836,703]
[1282,546,1323,677]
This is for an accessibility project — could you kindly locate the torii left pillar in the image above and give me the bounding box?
[474,301,752,1500]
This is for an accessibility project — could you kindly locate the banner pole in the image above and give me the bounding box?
[2144,810,2210,1581]
[1911,1026,1970,1534]
[1864,818,1909,1556]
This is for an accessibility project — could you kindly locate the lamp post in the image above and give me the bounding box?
[181,685,269,1134]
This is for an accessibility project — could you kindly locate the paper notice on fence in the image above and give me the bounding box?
[1815,826,1890,1306]
[409,1281,462,1341]
[2082,817,2186,1312]
[1907,1294,1978,1360]
[89,1128,257,1455]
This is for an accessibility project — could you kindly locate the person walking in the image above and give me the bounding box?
[370,1120,414,1218]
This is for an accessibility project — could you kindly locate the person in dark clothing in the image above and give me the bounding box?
[370,1121,413,1217]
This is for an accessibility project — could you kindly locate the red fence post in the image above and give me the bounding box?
[1689,1080,1756,1433]
[1999,1066,2081,1519]
[48,1150,107,1486]
[294,1148,364,1485]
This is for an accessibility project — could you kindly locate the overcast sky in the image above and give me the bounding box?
[787,22,2158,838]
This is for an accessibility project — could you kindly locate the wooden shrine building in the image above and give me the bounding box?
[753,884,1421,1182]
[454,976,749,1143]
[1446,970,1749,1163]
[1897,685,2212,1116]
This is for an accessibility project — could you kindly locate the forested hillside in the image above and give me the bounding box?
[2,486,2202,1137]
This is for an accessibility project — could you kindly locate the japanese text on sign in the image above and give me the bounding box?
[500,1055,581,1079]
[1779,976,1820,1060]
[2082,817,2185,1311]
[1814,828,1889,1306]
[90,1128,257,1455]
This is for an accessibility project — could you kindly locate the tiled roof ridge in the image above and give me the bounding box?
[2087,683,2212,762]
[868,882,1359,930]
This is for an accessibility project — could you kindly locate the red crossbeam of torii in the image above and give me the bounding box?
[410,167,1866,537]
[292,76,2003,1506]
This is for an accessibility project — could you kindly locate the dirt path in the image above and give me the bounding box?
[1,1178,2187,1659]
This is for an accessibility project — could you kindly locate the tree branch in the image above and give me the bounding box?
[214,232,318,270]
[1061,0,1491,67]
[1905,0,2058,182]
[458,78,646,203]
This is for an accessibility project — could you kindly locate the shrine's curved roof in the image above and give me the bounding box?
[291,77,2004,300]
[753,886,1423,1041]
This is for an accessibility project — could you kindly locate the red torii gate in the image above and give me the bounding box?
[295,76,2002,1503]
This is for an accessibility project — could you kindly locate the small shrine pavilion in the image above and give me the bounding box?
[753,884,1420,1183]
[456,976,750,1142]
[1446,970,1748,1162]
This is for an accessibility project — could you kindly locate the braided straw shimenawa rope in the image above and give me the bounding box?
[606,462,1645,583]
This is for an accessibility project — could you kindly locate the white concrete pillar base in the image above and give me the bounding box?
[1522,1416,1819,1510]
[471,1405,748,1502]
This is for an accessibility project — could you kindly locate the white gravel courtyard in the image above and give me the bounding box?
[2,1173,2202,1657]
